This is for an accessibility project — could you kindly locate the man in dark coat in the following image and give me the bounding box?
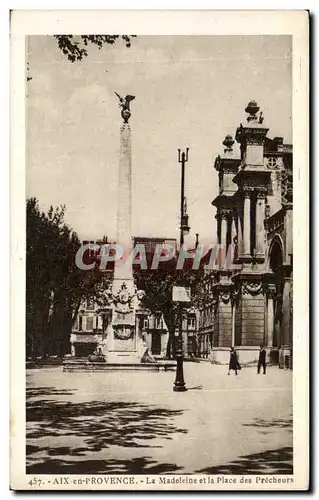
[257,345,266,374]
[228,346,239,375]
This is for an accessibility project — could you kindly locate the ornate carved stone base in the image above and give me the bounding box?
[99,280,146,364]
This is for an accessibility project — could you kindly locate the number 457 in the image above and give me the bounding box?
[28,478,44,487]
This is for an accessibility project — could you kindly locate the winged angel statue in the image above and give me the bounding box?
[115,92,135,123]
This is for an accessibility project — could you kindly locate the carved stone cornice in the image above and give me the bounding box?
[212,193,236,210]
[231,270,264,288]
[242,281,263,296]
[235,125,269,146]
[215,156,241,173]
[233,169,271,190]
[213,281,233,304]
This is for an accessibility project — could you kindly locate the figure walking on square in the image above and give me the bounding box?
[257,344,267,374]
[228,346,239,375]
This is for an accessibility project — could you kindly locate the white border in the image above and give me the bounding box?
[9,9,309,492]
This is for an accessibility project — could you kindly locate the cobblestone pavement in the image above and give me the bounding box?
[26,362,293,475]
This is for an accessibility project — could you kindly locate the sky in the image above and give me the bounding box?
[26,35,292,245]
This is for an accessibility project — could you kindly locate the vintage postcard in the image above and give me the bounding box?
[10,10,309,491]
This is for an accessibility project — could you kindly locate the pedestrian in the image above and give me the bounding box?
[228,346,239,375]
[257,344,266,374]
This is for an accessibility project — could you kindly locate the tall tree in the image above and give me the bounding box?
[135,254,210,359]
[26,198,111,359]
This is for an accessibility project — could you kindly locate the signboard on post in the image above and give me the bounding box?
[172,286,191,303]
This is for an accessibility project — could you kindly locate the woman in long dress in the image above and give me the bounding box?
[228,346,238,375]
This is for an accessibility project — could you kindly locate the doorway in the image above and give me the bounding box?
[151,333,161,355]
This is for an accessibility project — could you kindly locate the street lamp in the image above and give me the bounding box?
[173,302,187,392]
[172,147,190,393]
[172,286,190,392]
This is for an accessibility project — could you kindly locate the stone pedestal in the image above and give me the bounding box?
[102,280,145,363]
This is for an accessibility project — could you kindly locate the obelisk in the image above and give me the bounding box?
[114,99,134,280]
[104,94,143,363]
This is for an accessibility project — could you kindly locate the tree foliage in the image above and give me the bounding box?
[135,255,210,358]
[26,198,111,359]
[54,35,136,62]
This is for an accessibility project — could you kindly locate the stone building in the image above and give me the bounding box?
[201,100,292,367]
[70,298,107,357]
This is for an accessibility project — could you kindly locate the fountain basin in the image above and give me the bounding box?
[63,360,176,373]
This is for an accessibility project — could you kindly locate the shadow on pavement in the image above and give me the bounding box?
[26,392,187,474]
[197,415,293,475]
[26,387,76,398]
[242,416,293,434]
[197,446,293,475]
[27,456,182,474]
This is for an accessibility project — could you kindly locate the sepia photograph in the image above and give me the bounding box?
[10,10,309,491]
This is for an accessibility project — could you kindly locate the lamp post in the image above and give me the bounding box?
[173,147,190,392]
[172,287,190,392]
[173,302,187,392]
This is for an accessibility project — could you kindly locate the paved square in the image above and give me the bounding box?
[26,363,292,474]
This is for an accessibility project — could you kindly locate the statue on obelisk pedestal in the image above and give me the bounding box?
[101,93,146,363]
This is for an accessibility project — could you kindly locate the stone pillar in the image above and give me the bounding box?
[266,285,276,347]
[282,277,292,347]
[219,213,228,267]
[221,214,228,249]
[117,123,132,249]
[231,301,236,346]
[104,95,143,364]
[97,315,103,330]
[256,190,266,256]
[237,203,244,256]
[71,343,75,357]
[217,216,221,245]
[115,122,133,280]
[243,191,251,256]
[230,213,237,264]
[231,214,237,242]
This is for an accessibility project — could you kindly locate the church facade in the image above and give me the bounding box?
[199,101,293,368]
